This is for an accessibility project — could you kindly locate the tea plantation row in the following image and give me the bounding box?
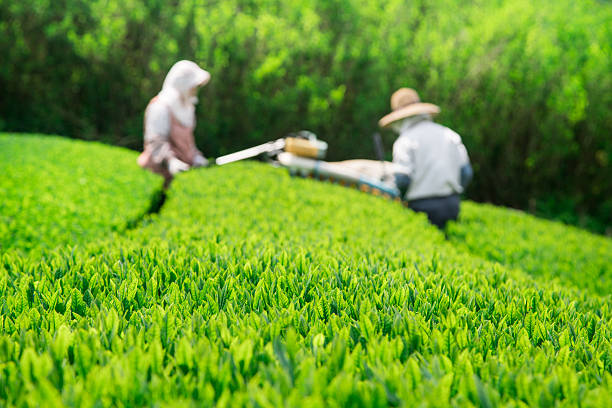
[0,135,610,406]
[448,203,612,297]
[0,134,162,255]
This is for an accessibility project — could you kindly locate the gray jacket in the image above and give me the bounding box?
[392,116,472,201]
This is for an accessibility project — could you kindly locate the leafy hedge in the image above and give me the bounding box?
[448,202,612,297]
[0,134,162,254]
[0,138,610,406]
[1,0,611,230]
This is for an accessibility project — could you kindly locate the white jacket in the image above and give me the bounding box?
[144,61,210,165]
[392,116,471,201]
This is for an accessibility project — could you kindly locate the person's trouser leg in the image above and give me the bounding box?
[408,195,460,229]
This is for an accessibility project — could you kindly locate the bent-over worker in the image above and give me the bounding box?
[138,60,211,188]
[380,88,473,229]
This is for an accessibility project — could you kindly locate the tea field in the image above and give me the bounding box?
[1,134,610,407]
[447,203,612,297]
[0,134,162,255]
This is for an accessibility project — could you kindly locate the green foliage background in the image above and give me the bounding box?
[1,0,611,230]
[1,134,611,406]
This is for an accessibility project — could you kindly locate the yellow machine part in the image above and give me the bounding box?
[284,137,324,159]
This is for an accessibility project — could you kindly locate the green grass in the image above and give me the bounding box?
[0,134,162,255]
[0,135,610,406]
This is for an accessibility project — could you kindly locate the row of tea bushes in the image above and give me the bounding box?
[1,158,610,406]
[0,134,162,254]
[448,202,612,296]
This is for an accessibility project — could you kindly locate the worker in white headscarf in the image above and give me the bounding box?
[138,60,211,187]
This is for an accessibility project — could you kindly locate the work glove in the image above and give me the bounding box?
[168,157,189,175]
[193,154,209,168]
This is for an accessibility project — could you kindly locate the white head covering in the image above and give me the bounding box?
[157,60,211,127]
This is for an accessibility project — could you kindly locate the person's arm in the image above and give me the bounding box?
[456,139,473,189]
[145,103,189,174]
[392,136,416,198]
[445,128,473,190]
[460,158,473,189]
[145,103,172,164]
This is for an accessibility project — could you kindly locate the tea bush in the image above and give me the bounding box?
[448,202,612,297]
[0,139,610,406]
[0,134,162,254]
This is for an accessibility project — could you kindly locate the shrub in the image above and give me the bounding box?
[448,201,612,296]
[0,143,610,405]
[0,134,162,254]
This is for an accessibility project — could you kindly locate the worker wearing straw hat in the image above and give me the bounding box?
[379,88,473,229]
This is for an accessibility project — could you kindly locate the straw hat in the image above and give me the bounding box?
[378,88,440,128]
